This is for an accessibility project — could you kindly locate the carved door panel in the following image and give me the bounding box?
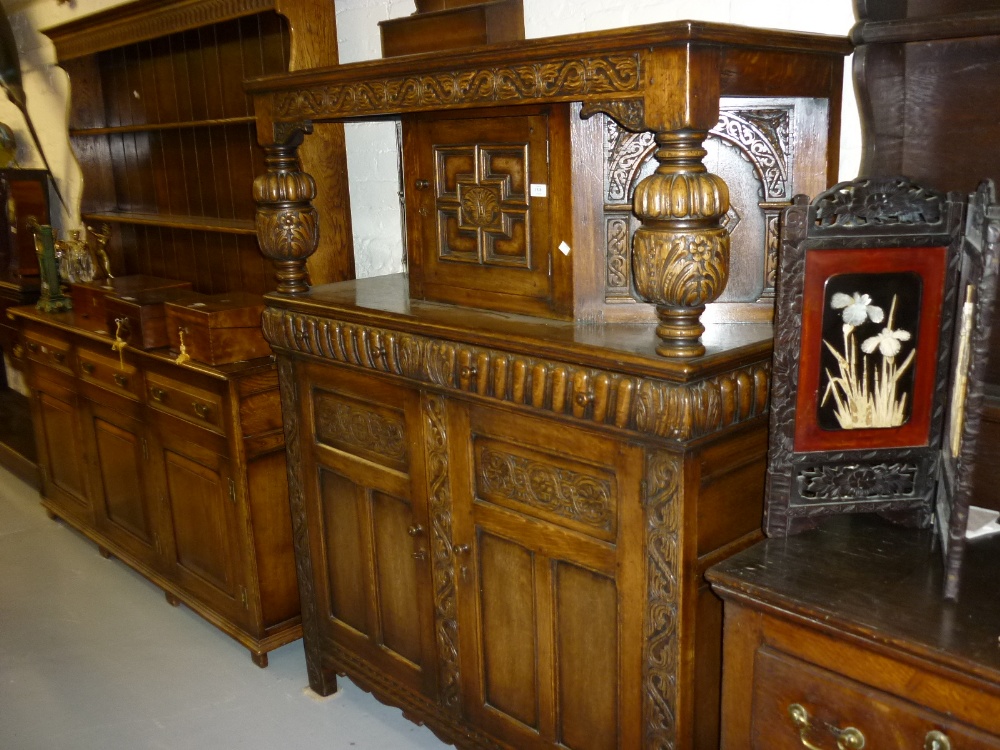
[403,106,571,318]
[301,363,437,697]
[152,426,246,624]
[449,402,645,750]
[32,376,91,524]
[83,396,159,565]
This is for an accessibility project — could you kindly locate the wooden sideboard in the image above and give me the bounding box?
[9,305,298,666]
[708,516,1000,748]
[247,20,851,750]
[264,275,773,749]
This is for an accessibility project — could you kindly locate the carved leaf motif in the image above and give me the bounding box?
[643,450,681,749]
[632,229,731,308]
[477,446,614,531]
[256,207,319,262]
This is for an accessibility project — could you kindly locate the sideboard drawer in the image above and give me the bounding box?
[23,328,73,376]
[145,370,225,433]
[77,345,142,401]
[752,647,996,750]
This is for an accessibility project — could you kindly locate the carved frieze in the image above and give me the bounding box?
[314,391,407,467]
[274,54,643,120]
[476,444,615,532]
[812,177,945,230]
[642,449,682,749]
[797,461,920,501]
[422,395,461,713]
[262,307,770,444]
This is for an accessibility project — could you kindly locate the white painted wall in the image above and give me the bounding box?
[0,0,860,278]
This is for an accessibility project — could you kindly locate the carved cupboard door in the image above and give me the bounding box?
[448,402,645,750]
[83,396,159,566]
[299,363,437,697]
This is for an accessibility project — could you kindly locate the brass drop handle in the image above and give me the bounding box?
[925,730,951,750]
[51,351,66,364]
[414,179,430,190]
[113,372,128,388]
[192,401,210,420]
[407,524,424,537]
[788,704,865,750]
[81,361,95,375]
[150,387,167,403]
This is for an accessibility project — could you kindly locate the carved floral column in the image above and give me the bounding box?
[253,125,319,295]
[632,45,730,358]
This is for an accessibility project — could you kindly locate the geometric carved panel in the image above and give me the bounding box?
[435,143,531,268]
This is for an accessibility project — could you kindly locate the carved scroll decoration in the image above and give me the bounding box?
[606,217,630,295]
[797,461,920,501]
[642,449,682,749]
[277,358,331,694]
[813,177,945,229]
[314,394,406,463]
[422,394,461,713]
[274,54,642,120]
[477,446,615,532]
[262,308,771,444]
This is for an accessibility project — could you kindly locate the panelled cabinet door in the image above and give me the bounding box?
[300,362,437,697]
[151,426,246,624]
[33,378,91,523]
[449,402,645,750]
[83,397,159,566]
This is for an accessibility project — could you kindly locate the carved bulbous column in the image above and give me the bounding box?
[632,129,730,358]
[254,131,319,295]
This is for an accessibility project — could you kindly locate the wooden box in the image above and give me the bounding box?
[165,292,270,365]
[104,287,205,350]
[71,275,192,324]
[379,0,523,58]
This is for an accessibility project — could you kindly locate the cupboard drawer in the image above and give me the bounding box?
[23,329,73,375]
[752,647,996,750]
[145,370,225,433]
[77,346,142,400]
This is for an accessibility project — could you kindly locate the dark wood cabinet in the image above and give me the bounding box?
[708,517,1000,748]
[11,305,297,666]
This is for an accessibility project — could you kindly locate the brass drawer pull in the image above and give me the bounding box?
[192,401,210,420]
[925,731,951,750]
[52,351,66,364]
[788,704,865,750]
[81,362,95,375]
[26,341,39,353]
[113,372,128,388]
[150,387,168,403]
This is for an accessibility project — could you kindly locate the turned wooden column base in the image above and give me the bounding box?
[654,305,707,358]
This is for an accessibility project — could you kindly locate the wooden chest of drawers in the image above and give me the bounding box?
[708,517,1000,749]
[10,305,299,666]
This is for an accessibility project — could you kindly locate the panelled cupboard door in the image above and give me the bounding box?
[33,377,91,523]
[300,363,437,697]
[83,397,159,565]
[152,427,246,625]
[449,402,645,750]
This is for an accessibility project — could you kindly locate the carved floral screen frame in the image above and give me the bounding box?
[794,244,949,453]
[764,177,965,538]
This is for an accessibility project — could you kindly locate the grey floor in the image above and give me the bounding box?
[0,465,448,750]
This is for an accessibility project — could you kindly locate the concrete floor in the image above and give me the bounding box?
[0,465,448,750]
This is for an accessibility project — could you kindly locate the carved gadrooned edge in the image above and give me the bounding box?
[811,176,947,231]
[261,308,771,444]
[642,449,682,749]
[276,357,330,694]
[46,0,277,61]
[273,53,643,120]
[421,394,462,713]
[327,641,505,750]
